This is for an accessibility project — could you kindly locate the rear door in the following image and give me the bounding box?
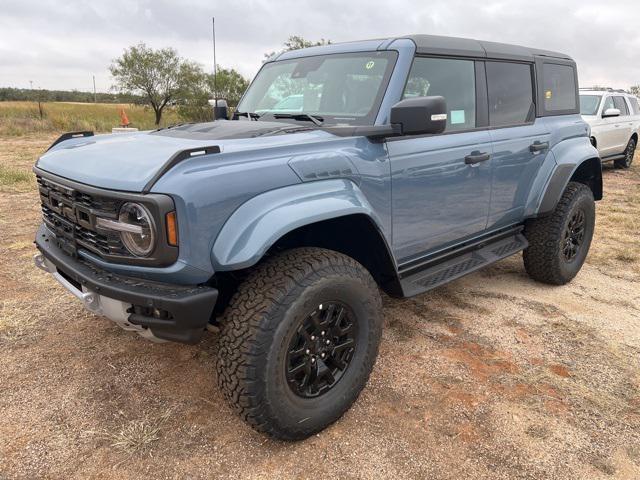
[612,96,634,151]
[628,96,640,137]
[485,60,550,228]
[387,56,492,262]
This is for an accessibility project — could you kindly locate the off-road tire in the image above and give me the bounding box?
[216,247,382,440]
[615,137,636,169]
[523,182,595,285]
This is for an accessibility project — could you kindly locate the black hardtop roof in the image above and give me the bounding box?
[401,34,573,62]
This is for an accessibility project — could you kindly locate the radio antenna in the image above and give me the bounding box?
[212,17,217,103]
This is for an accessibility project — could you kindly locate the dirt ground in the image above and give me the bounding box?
[0,135,639,480]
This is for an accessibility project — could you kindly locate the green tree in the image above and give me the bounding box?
[210,67,250,106]
[630,85,640,96]
[178,66,249,122]
[264,35,331,60]
[110,43,197,125]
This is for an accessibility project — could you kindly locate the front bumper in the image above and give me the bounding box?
[35,224,218,344]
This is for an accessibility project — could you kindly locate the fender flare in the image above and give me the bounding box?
[534,138,601,216]
[211,179,387,270]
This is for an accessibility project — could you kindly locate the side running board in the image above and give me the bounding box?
[399,231,528,297]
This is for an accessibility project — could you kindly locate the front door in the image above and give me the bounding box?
[612,96,634,151]
[599,96,624,157]
[388,56,492,262]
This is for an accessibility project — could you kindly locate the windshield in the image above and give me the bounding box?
[580,95,602,115]
[236,51,398,125]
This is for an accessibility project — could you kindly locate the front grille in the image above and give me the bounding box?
[37,175,128,258]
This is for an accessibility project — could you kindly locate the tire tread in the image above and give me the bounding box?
[215,247,381,440]
[523,181,594,285]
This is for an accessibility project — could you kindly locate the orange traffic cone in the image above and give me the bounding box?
[119,108,130,127]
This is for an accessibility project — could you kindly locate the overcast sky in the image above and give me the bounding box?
[1,0,639,92]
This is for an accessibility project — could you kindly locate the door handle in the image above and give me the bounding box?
[464,151,491,165]
[529,141,549,153]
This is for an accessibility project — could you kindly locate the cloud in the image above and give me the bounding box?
[1,0,638,91]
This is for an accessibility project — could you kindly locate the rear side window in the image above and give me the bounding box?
[542,64,577,112]
[486,62,534,127]
[630,97,640,115]
[613,96,629,116]
[403,57,476,131]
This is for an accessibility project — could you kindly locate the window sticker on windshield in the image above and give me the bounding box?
[365,61,375,70]
[545,90,553,100]
[450,110,465,124]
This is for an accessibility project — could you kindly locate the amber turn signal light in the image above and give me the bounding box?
[166,211,178,246]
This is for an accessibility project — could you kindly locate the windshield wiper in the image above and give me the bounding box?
[264,113,324,126]
[232,111,261,121]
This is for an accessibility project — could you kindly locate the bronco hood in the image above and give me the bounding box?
[36,120,329,192]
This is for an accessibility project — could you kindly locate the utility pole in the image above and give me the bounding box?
[29,80,33,90]
[93,75,97,103]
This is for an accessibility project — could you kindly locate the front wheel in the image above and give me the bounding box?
[614,137,636,169]
[216,248,382,440]
[523,182,595,285]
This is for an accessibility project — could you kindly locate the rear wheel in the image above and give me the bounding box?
[216,247,382,440]
[523,182,595,285]
[614,137,636,169]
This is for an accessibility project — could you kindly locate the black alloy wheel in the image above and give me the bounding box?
[562,209,586,262]
[285,302,357,398]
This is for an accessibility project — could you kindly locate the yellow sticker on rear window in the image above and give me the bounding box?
[545,90,553,99]
[366,61,375,70]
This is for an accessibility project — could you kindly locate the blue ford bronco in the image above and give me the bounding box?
[34,35,601,440]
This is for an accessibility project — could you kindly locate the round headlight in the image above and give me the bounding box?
[118,202,155,257]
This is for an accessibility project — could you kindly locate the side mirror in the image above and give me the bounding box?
[390,96,447,136]
[209,98,229,120]
[602,107,620,118]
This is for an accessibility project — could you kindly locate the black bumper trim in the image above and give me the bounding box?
[35,224,217,344]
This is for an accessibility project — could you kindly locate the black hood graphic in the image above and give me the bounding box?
[150,119,314,141]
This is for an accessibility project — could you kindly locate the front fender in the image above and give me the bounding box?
[211,179,386,270]
[527,137,600,216]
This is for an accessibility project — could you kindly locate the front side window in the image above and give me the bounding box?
[613,96,629,116]
[579,95,602,115]
[543,64,577,112]
[236,51,397,125]
[402,57,476,132]
[602,96,615,114]
[486,61,534,127]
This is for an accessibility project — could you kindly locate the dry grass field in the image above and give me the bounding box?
[0,134,638,479]
[0,102,181,136]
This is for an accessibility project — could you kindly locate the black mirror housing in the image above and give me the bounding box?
[390,96,447,136]
[211,99,229,120]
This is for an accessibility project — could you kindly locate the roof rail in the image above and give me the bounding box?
[579,87,632,94]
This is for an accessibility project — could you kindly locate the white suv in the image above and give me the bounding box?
[580,89,640,169]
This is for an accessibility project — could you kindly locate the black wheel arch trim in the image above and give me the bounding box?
[538,158,602,215]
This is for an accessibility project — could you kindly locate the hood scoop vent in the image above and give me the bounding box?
[143,145,221,193]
